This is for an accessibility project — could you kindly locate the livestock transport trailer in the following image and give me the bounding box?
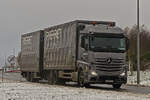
[21,20,129,88]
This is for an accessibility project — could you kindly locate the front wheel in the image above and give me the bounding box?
[78,70,90,87]
[112,84,122,89]
[78,70,84,87]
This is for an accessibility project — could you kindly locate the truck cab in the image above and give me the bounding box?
[77,22,129,88]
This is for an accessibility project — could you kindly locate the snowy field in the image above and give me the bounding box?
[128,71,150,86]
[0,80,150,100]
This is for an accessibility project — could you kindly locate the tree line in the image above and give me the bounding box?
[124,25,150,70]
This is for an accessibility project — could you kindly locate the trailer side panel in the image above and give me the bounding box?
[21,31,44,72]
[43,22,77,70]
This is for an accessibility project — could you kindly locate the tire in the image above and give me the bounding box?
[47,70,58,85]
[57,78,66,85]
[48,70,53,85]
[32,79,39,82]
[78,69,89,87]
[52,70,58,85]
[30,73,39,82]
[84,83,90,88]
[30,72,34,82]
[26,72,31,82]
[112,84,122,89]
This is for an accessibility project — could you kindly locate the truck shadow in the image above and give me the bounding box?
[20,78,150,95]
[87,85,127,92]
[64,83,150,94]
[64,82,127,92]
[37,80,126,92]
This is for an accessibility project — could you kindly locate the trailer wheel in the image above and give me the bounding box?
[30,73,34,82]
[53,70,58,85]
[48,70,53,85]
[26,72,31,82]
[112,84,122,89]
[32,79,39,82]
[30,73,39,82]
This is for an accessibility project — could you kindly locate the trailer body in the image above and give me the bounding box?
[43,22,77,70]
[21,30,44,73]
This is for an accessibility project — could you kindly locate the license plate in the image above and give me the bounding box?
[105,80,113,83]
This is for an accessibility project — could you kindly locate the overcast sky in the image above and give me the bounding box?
[0,0,150,66]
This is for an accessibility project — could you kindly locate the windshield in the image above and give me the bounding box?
[90,35,126,52]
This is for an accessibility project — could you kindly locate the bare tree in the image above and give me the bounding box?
[125,25,150,70]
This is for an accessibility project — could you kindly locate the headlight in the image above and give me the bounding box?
[120,72,125,76]
[91,71,98,76]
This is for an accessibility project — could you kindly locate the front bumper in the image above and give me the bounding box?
[85,72,127,84]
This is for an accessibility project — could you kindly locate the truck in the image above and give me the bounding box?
[21,20,129,89]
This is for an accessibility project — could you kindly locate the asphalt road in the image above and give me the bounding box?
[0,71,150,95]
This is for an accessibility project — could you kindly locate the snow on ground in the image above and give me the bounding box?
[0,71,150,100]
[128,71,150,86]
[0,80,150,100]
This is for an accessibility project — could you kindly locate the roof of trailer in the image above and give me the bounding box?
[44,20,116,30]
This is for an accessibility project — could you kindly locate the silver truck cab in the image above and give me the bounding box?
[77,23,129,88]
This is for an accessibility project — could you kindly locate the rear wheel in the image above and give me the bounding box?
[53,70,58,85]
[57,78,66,85]
[26,72,31,82]
[48,70,53,85]
[30,73,39,82]
[112,84,122,89]
[47,70,58,85]
[84,83,90,88]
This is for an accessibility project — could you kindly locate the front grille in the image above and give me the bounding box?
[94,58,124,72]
